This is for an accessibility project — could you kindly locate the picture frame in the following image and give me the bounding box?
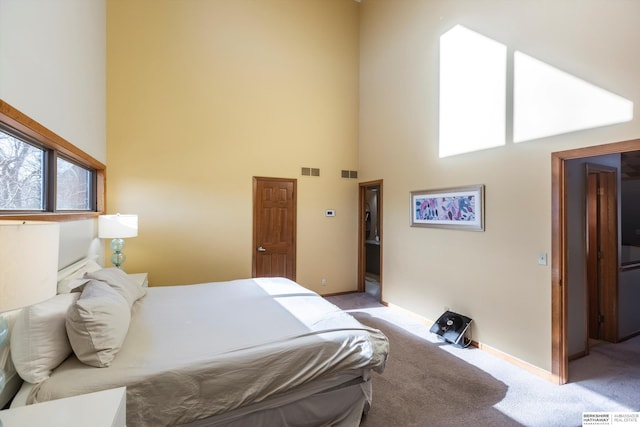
[410,184,485,231]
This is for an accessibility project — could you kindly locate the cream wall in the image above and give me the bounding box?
[5,0,640,375]
[359,0,640,371]
[0,0,106,266]
[107,0,360,291]
[0,0,106,163]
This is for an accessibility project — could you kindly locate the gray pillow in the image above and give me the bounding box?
[84,267,146,308]
[66,280,131,368]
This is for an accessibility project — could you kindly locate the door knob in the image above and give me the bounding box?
[257,246,266,252]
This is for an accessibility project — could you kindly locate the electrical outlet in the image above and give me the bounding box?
[321,278,327,286]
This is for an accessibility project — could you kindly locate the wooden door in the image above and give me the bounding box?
[586,164,618,344]
[586,172,601,341]
[252,177,296,280]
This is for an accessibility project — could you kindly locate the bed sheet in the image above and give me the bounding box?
[27,277,388,426]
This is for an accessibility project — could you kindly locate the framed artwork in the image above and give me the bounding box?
[410,184,485,231]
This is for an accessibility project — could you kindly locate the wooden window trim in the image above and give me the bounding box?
[0,99,105,221]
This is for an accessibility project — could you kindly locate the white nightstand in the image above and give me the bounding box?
[0,387,126,427]
[129,272,149,288]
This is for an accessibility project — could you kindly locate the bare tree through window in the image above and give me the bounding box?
[57,157,91,210]
[0,129,44,210]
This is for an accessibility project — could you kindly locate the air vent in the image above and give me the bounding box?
[302,167,320,177]
[341,170,358,179]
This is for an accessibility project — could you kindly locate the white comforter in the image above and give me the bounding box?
[28,278,389,426]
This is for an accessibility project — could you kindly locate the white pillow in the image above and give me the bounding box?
[66,280,131,368]
[84,268,146,307]
[58,278,92,294]
[57,259,102,294]
[10,293,80,383]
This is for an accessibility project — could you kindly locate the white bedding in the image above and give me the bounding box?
[26,277,389,426]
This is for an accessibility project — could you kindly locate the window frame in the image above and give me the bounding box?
[0,99,105,221]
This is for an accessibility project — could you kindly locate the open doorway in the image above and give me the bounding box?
[551,139,640,384]
[359,180,383,302]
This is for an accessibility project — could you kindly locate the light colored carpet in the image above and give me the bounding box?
[325,293,640,427]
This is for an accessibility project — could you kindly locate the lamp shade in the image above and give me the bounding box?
[0,221,59,312]
[98,214,138,239]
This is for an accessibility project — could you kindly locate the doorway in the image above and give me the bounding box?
[552,139,640,384]
[359,180,383,301]
[252,177,296,281]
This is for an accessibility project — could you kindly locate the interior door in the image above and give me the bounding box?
[586,164,618,344]
[586,172,601,342]
[252,177,296,280]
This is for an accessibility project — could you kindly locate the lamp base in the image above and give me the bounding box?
[110,238,126,269]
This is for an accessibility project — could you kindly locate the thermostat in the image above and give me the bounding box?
[325,209,336,217]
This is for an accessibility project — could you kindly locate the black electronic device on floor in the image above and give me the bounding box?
[429,310,473,348]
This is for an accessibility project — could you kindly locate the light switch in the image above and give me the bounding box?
[537,252,547,266]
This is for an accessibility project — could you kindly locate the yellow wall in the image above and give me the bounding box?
[359,0,640,371]
[108,0,640,374]
[107,0,360,292]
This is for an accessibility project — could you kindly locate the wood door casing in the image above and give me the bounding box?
[252,177,296,281]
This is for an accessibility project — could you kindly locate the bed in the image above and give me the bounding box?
[1,260,389,427]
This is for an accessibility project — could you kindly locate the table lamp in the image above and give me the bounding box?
[98,214,138,269]
[0,220,59,422]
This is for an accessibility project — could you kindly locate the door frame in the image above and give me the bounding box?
[551,138,639,385]
[358,180,383,300]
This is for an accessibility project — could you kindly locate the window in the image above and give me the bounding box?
[0,129,45,210]
[56,157,93,211]
[0,100,105,219]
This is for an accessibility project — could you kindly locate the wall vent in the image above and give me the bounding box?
[341,170,358,179]
[302,167,320,177]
